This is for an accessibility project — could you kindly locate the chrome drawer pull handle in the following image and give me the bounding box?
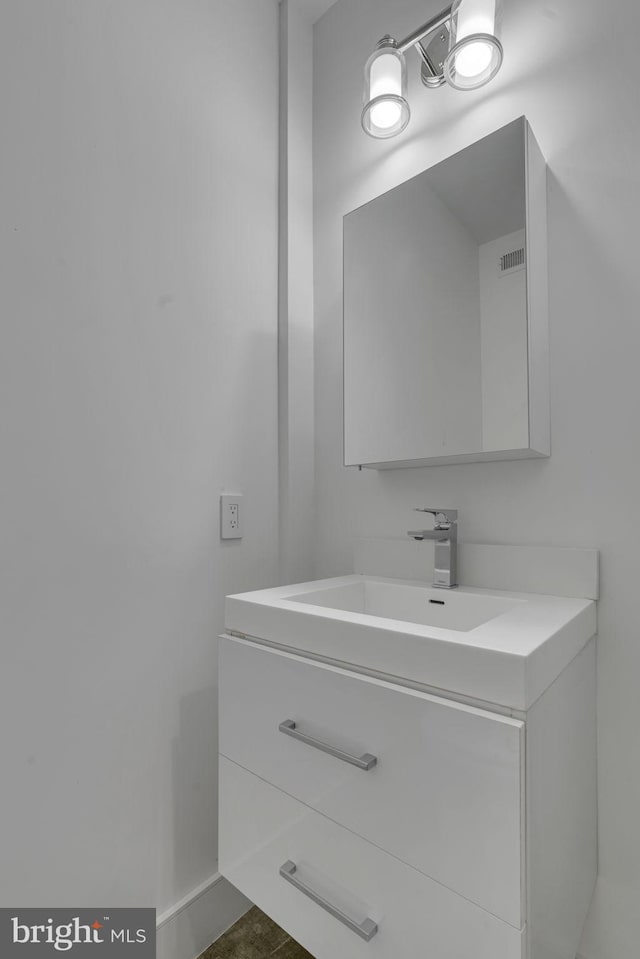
[279,860,378,942]
[278,719,377,771]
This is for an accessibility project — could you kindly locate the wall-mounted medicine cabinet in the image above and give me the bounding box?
[343,116,549,469]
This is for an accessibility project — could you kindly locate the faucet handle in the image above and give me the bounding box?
[413,508,458,527]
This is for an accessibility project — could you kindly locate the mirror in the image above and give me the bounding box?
[343,117,549,468]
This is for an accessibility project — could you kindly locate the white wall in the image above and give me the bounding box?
[312,0,640,955]
[479,228,528,450]
[279,0,316,584]
[0,0,279,929]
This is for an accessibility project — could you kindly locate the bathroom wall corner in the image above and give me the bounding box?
[156,871,251,959]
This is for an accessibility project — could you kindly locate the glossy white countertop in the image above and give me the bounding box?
[225,575,597,711]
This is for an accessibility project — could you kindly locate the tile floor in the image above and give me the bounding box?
[198,906,315,959]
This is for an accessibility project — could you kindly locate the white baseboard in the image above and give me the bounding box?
[156,870,252,959]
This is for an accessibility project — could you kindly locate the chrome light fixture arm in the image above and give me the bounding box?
[396,5,453,54]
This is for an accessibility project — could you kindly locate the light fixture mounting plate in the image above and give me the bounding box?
[419,25,450,88]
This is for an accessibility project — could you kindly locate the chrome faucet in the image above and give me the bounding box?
[408,508,458,589]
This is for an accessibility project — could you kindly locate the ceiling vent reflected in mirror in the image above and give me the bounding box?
[500,247,526,275]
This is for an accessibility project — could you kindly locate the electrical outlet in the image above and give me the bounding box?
[220,494,243,539]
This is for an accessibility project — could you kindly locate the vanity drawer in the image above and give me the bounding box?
[219,635,524,927]
[219,756,525,959]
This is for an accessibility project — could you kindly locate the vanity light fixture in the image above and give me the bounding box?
[362,0,503,139]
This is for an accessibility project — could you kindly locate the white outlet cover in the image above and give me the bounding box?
[220,493,243,540]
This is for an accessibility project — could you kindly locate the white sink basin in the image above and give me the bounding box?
[225,574,596,710]
[290,580,523,632]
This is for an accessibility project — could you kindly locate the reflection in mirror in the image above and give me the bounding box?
[343,117,549,468]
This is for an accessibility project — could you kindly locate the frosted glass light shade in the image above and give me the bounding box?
[444,0,503,91]
[361,41,410,139]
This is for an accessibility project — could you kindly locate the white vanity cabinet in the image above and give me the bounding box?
[218,632,597,959]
